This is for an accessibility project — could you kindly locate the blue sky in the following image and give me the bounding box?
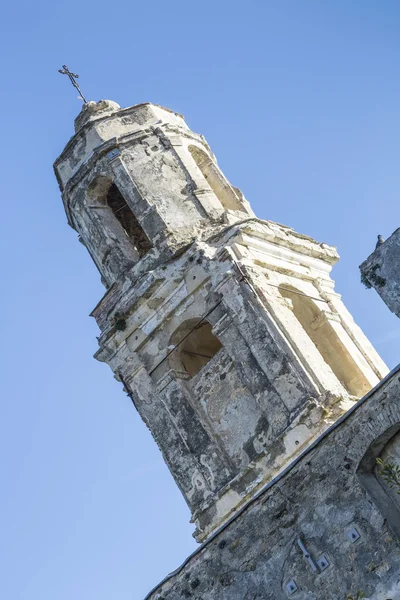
[1,1,399,599]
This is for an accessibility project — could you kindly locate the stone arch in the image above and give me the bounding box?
[358,420,400,538]
[188,145,244,212]
[279,285,370,397]
[87,175,152,257]
[169,319,223,378]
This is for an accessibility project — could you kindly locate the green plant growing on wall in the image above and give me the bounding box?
[376,457,400,493]
[346,591,366,600]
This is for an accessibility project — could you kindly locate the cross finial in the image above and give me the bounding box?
[58,65,88,103]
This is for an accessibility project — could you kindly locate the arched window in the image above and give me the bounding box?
[358,425,400,538]
[88,177,152,257]
[188,145,244,212]
[279,285,370,397]
[376,431,400,503]
[106,183,152,257]
[169,319,223,378]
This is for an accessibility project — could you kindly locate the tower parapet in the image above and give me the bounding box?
[55,100,388,541]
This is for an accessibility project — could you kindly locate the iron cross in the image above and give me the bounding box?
[58,65,88,103]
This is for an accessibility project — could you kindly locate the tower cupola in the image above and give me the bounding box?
[54,100,254,287]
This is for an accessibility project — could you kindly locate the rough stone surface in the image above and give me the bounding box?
[360,228,400,318]
[144,368,400,600]
[54,100,396,598]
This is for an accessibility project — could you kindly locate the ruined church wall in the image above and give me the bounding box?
[145,368,400,600]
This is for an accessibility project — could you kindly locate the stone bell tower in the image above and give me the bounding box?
[54,100,388,542]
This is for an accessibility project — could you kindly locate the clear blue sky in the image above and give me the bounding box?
[1,1,399,599]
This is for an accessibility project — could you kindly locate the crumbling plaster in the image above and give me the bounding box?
[89,217,387,540]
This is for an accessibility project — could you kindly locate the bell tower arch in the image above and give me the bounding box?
[54,99,388,541]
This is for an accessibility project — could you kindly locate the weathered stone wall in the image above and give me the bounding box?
[144,368,400,600]
[360,228,400,318]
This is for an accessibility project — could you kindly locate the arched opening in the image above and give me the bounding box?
[358,425,400,538]
[170,319,223,378]
[375,430,400,504]
[106,183,152,257]
[279,285,370,397]
[87,177,152,257]
[188,145,244,212]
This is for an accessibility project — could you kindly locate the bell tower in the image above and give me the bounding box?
[54,100,388,541]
